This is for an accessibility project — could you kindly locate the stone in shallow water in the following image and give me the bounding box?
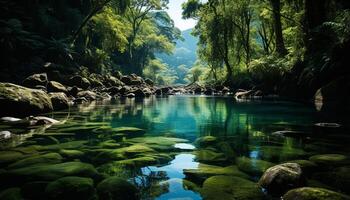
[127,136,188,152]
[309,154,349,167]
[259,163,305,196]
[249,145,307,162]
[45,176,96,200]
[184,164,250,184]
[193,149,228,164]
[312,166,350,194]
[7,152,63,169]
[0,187,22,200]
[1,161,100,184]
[97,177,138,200]
[201,175,264,200]
[236,156,275,176]
[59,149,84,159]
[195,136,218,148]
[283,187,350,200]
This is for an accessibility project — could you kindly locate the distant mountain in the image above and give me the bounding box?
[157,28,198,83]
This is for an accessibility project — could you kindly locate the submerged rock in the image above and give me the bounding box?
[236,157,275,176]
[259,163,305,195]
[97,177,138,200]
[45,176,96,200]
[201,175,264,200]
[184,164,249,183]
[0,83,53,117]
[309,154,349,167]
[283,187,350,200]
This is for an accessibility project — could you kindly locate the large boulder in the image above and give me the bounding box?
[259,163,305,195]
[283,187,350,200]
[47,81,68,93]
[314,76,350,113]
[0,83,53,117]
[96,177,138,200]
[22,73,48,88]
[50,92,69,110]
[77,91,97,101]
[69,75,90,89]
[45,176,96,200]
[236,157,275,176]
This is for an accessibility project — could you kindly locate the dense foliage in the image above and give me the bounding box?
[182,0,350,96]
[0,0,181,84]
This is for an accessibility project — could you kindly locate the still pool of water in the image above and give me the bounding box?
[0,96,349,199]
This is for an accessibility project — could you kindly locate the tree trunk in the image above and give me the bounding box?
[270,0,287,56]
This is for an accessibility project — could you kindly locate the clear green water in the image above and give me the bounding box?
[1,96,349,199]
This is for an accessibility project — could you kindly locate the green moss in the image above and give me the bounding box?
[0,187,22,200]
[309,154,349,166]
[41,141,87,151]
[84,149,125,164]
[127,136,188,152]
[3,162,99,182]
[184,163,250,184]
[250,145,307,162]
[45,176,96,200]
[115,144,155,157]
[313,166,350,193]
[0,151,25,165]
[195,136,218,147]
[193,149,227,164]
[97,177,138,200]
[7,153,63,169]
[0,82,53,116]
[201,175,264,200]
[284,160,318,174]
[59,149,84,159]
[99,140,121,149]
[283,187,350,200]
[236,156,275,176]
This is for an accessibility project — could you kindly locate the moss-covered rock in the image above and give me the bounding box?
[45,176,96,200]
[7,153,63,169]
[115,144,155,157]
[250,145,307,162]
[236,157,275,176]
[0,151,25,165]
[47,81,68,93]
[22,73,48,88]
[193,149,227,164]
[283,160,318,174]
[59,149,84,159]
[113,127,146,137]
[99,140,121,149]
[283,187,350,200]
[195,136,218,148]
[184,164,250,183]
[50,92,69,110]
[259,163,305,196]
[0,187,22,200]
[127,136,188,152]
[201,175,264,200]
[312,166,350,193]
[97,177,138,200]
[2,162,99,183]
[69,75,90,89]
[309,154,349,167]
[84,149,125,164]
[41,140,87,151]
[0,82,53,117]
